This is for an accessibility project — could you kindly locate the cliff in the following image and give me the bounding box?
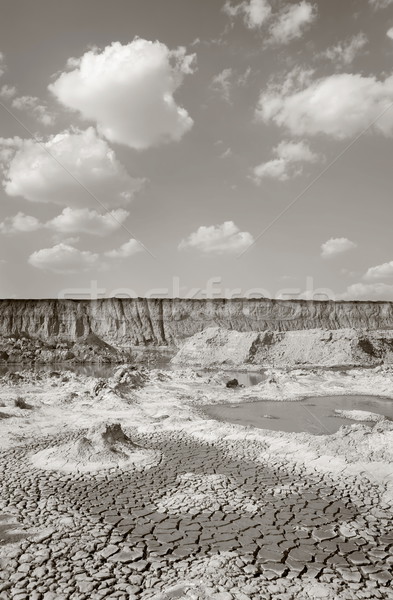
[1,298,393,348]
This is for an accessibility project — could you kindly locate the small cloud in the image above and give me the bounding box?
[387,27,393,40]
[369,0,393,10]
[47,207,130,236]
[223,0,272,29]
[28,243,100,274]
[12,95,56,126]
[0,52,6,78]
[253,140,320,183]
[268,2,317,45]
[363,260,393,280]
[321,32,368,67]
[341,282,393,300]
[219,147,232,159]
[104,238,143,258]
[179,220,254,255]
[0,212,41,234]
[0,84,17,99]
[321,237,357,259]
[211,68,233,103]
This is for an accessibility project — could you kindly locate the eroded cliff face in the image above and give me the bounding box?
[0,298,393,348]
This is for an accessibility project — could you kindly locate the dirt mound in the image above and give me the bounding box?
[30,423,160,473]
[172,327,393,368]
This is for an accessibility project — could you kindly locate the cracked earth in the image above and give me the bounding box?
[0,366,392,599]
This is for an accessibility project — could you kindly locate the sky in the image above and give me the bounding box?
[0,0,392,300]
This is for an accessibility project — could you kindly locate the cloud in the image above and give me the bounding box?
[104,238,143,258]
[269,2,317,45]
[257,70,393,139]
[369,0,393,9]
[0,207,130,237]
[321,33,368,66]
[49,39,196,150]
[387,28,393,40]
[211,68,233,103]
[12,95,56,126]
[47,207,130,236]
[0,84,16,99]
[253,140,320,182]
[179,220,254,254]
[0,212,41,234]
[223,0,272,29]
[341,282,393,301]
[321,237,357,259]
[28,243,100,274]
[364,260,393,280]
[0,127,143,207]
[0,52,6,78]
[28,236,143,273]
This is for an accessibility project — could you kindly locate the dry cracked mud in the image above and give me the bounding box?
[0,367,392,599]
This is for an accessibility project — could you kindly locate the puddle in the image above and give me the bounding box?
[204,395,393,435]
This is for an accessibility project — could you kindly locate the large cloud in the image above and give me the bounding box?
[257,70,393,139]
[268,2,317,45]
[321,237,357,259]
[178,221,254,255]
[0,127,143,207]
[253,140,320,182]
[49,39,195,150]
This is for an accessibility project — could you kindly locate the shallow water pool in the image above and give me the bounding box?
[204,395,393,435]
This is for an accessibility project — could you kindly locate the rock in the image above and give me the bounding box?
[226,379,239,389]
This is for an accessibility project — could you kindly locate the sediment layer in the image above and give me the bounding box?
[1,298,393,347]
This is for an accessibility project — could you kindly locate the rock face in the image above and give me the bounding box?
[172,327,393,368]
[1,298,393,347]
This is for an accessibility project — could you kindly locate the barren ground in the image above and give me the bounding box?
[0,365,392,600]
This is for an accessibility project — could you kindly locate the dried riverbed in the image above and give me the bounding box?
[0,366,392,599]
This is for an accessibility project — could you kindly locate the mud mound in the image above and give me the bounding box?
[30,423,160,473]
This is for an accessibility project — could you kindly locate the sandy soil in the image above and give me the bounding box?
[0,365,392,599]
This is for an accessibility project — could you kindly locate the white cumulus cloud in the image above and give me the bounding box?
[28,243,100,274]
[364,260,393,280]
[268,2,317,45]
[223,0,272,29]
[257,70,393,139]
[47,207,130,236]
[104,238,143,258]
[0,127,143,207]
[253,140,320,182]
[49,39,195,150]
[387,27,393,40]
[322,33,368,67]
[321,237,357,259]
[341,282,393,301]
[179,221,254,254]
